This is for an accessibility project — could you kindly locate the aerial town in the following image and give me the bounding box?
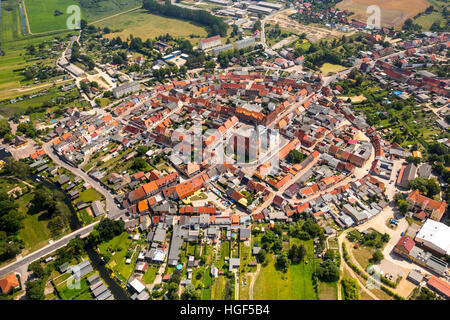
[0,0,449,303]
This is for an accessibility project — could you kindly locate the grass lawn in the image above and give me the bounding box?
[201,267,212,300]
[56,276,94,300]
[253,252,318,300]
[211,275,227,300]
[98,232,137,283]
[24,0,79,33]
[95,9,208,44]
[351,245,375,270]
[318,281,338,300]
[78,208,94,226]
[24,0,142,33]
[15,192,53,254]
[142,266,158,284]
[79,188,103,203]
[320,63,347,76]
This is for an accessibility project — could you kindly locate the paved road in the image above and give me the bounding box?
[0,222,98,278]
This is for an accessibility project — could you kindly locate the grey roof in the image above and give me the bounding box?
[87,273,100,285]
[407,270,423,284]
[92,283,108,297]
[91,200,105,217]
[240,227,251,239]
[417,163,432,179]
[153,227,167,243]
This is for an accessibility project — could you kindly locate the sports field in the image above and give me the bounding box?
[94,9,208,43]
[337,0,429,28]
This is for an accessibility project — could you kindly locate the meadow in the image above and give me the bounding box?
[24,0,79,34]
[94,9,208,44]
[252,239,318,300]
[23,0,142,34]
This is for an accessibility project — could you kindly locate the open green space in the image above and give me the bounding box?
[142,266,158,284]
[98,232,140,283]
[24,0,143,34]
[95,9,208,44]
[320,63,347,76]
[24,0,80,33]
[253,239,318,300]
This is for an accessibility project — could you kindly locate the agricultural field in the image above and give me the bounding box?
[336,0,430,28]
[24,0,79,34]
[93,9,208,44]
[23,0,142,34]
[414,0,449,30]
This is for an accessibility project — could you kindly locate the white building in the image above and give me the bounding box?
[415,219,450,256]
[199,35,222,50]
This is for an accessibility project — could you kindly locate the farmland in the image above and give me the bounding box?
[93,9,208,44]
[337,0,430,28]
[23,0,143,34]
[414,0,449,30]
[24,0,79,34]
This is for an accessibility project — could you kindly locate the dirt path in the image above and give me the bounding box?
[88,7,141,26]
[248,264,261,300]
[20,0,32,35]
[338,230,379,300]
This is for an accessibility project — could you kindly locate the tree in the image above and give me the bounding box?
[371,249,384,263]
[0,210,24,233]
[136,146,149,157]
[341,277,359,300]
[257,248,266,263]
[89,219,124,244]
[3,157,30,180]
[26,280,45,300]
[131,157,149,171]
[31,186,56,213]
[289,244,306,263]
[316,260,339,282]
[28,261,46,279]
[204,60,216,71]
[262,230,275,244]
[276,251,290,272]
[80,19,88,30]
[397,199,410,215]
[0,119,11,137]
[181,284,199,300]
[286,149,307,164]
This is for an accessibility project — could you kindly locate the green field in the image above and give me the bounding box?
[414,0,448,30]
[98,232,140,283]
[24,0,80,33]
[79,188,103,203]
[253,239,318,300]
[0,0,75,103]
[320,63,347,76]
[95,9,208,44]
[24,0,143,34]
